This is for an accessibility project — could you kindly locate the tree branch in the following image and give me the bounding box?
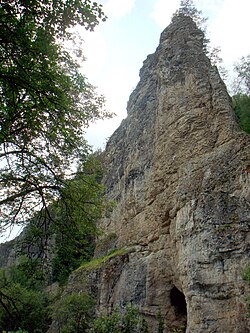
[0,185,60,205]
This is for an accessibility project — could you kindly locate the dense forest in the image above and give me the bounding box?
[0,0,249,332]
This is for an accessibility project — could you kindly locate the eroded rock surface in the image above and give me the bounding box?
[96,15,250,333]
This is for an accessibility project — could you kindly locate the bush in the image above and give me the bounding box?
[232,94,250,134]
[242,266,250,317]
[51,292,95,333]
[89,305,149,333]
[156,308,164,333]
[242,266,250,284]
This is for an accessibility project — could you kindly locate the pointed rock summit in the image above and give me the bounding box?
[95,15,250,332]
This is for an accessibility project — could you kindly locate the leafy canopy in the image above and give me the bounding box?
[0,0,111,228]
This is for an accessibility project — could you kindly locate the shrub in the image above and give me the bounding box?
[0,261,51,333]
[242,267,250,284]
[89,304,149,333]
[51,292,95,333]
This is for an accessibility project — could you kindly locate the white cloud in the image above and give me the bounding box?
[85,65,138,149]
[151,0,180,28]
[104,0,136,19]
[81,28,108,83]
[208,0,250,68]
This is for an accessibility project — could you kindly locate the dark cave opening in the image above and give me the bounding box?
[170,286,187,317]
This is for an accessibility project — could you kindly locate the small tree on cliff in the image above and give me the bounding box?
[0,1,111,230]
[172,0,207,29]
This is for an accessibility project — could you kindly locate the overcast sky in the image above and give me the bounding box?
[82,0,250,150]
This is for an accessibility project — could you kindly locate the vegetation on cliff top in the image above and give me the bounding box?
[77,248,128,271]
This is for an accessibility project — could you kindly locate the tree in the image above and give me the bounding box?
[0,259,51,332]
[172,0,207,29]
[232,94,250,134]
[17,155,107,283]
[233,55,250,94]
[89,305,149,333]
[0,1,111,229]
[231,56,250,134]
[172,1,229,82]
[51,292,95,333]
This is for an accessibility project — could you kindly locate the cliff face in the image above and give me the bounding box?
[95,15,250,332]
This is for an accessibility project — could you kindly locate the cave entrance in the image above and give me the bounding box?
[170,286,187,330]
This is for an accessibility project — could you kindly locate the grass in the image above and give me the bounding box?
[77,248,128,271]
[215,224,231,233]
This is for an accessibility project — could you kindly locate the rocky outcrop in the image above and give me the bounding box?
[0,238,17,267]
[94,15,250,332]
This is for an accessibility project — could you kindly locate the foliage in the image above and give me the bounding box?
[2,328,29,333]
[232,94,250,134]
[5,256,45,290]
[170,326,186,333]
[16,155,108,284]
[242,266,250,284]
[51,233,94,285]
[0,0,110,228]
[50,156,106,283]
[78,248,128,272]
[233,55,250,95]
[174,2,250,109]
[0,259,51,332]
[172,0,207,29]
[242,267,250,317]
[172,0,212,61]
[89,305,149,333]
[156,308,164,333]
[206,46,228,80]
[231,56,250,134]
[172,0,229,81]
[51,292,95,333]
[94,232,118,257]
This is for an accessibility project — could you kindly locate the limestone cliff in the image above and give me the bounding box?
[94,15,250,332]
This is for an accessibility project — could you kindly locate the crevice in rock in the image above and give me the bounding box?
[170,286,187,329]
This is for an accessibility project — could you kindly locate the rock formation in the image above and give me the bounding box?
[93,15,250,332]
